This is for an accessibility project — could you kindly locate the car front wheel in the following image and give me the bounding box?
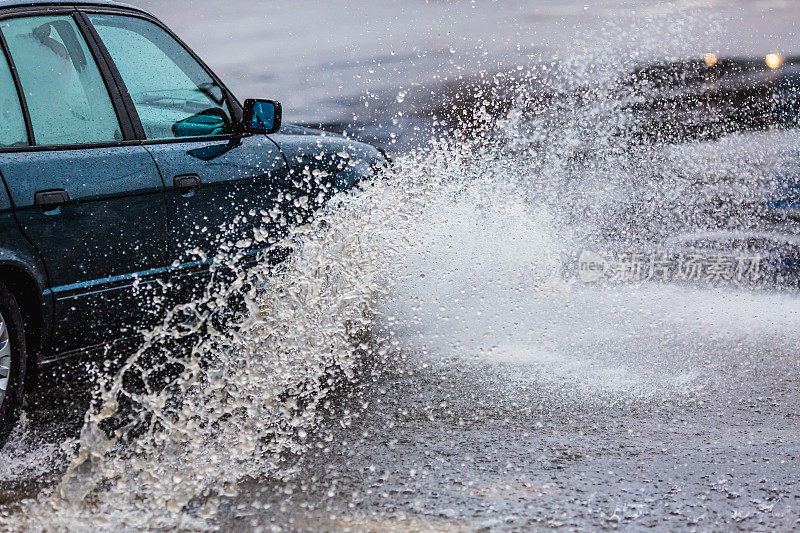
[0,283,25,443]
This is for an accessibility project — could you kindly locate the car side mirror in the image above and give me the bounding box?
[242,99,282,134]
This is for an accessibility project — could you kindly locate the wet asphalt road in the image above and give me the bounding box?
[219,343,800,531]
[208,281,800,532]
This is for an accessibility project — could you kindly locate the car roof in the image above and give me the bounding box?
[0,0,144,12]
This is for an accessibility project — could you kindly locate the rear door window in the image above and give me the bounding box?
[87,14,232,140]
[0,47,27,147]
[0,15,122,146]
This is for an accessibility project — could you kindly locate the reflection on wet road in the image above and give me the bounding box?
[245,266,800,530]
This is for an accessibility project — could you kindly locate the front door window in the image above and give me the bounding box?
[88,14,232,140]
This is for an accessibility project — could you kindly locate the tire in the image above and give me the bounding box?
[0,282,25,443]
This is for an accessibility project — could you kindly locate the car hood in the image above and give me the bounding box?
[268,124,387,192]
[279,123,347,139]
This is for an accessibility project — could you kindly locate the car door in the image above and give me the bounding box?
[85,12,288,301]
[0,13,168,355]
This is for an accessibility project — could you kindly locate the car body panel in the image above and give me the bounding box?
[0,216,50,297]
[0,183,50,296]
[271,129,384,193]
[0,147,169,352]
[0,177,53,364]
[144,134,290,301]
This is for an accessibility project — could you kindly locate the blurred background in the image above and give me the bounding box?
[126,1,800,130]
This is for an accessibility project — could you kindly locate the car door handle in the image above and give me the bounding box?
[174,174,202,195]
[34,189,70,210]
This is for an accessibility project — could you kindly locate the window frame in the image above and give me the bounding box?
[0,5,245,153]
[78,6,245,146]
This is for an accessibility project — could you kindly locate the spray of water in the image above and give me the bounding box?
[0,124,544,529]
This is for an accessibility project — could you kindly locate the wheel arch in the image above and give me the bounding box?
[0,259,52,386]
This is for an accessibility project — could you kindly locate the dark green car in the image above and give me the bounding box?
[0,0,385,437]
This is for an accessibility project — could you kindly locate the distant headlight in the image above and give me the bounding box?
[767,53,784,69]
[704,53,718,68]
